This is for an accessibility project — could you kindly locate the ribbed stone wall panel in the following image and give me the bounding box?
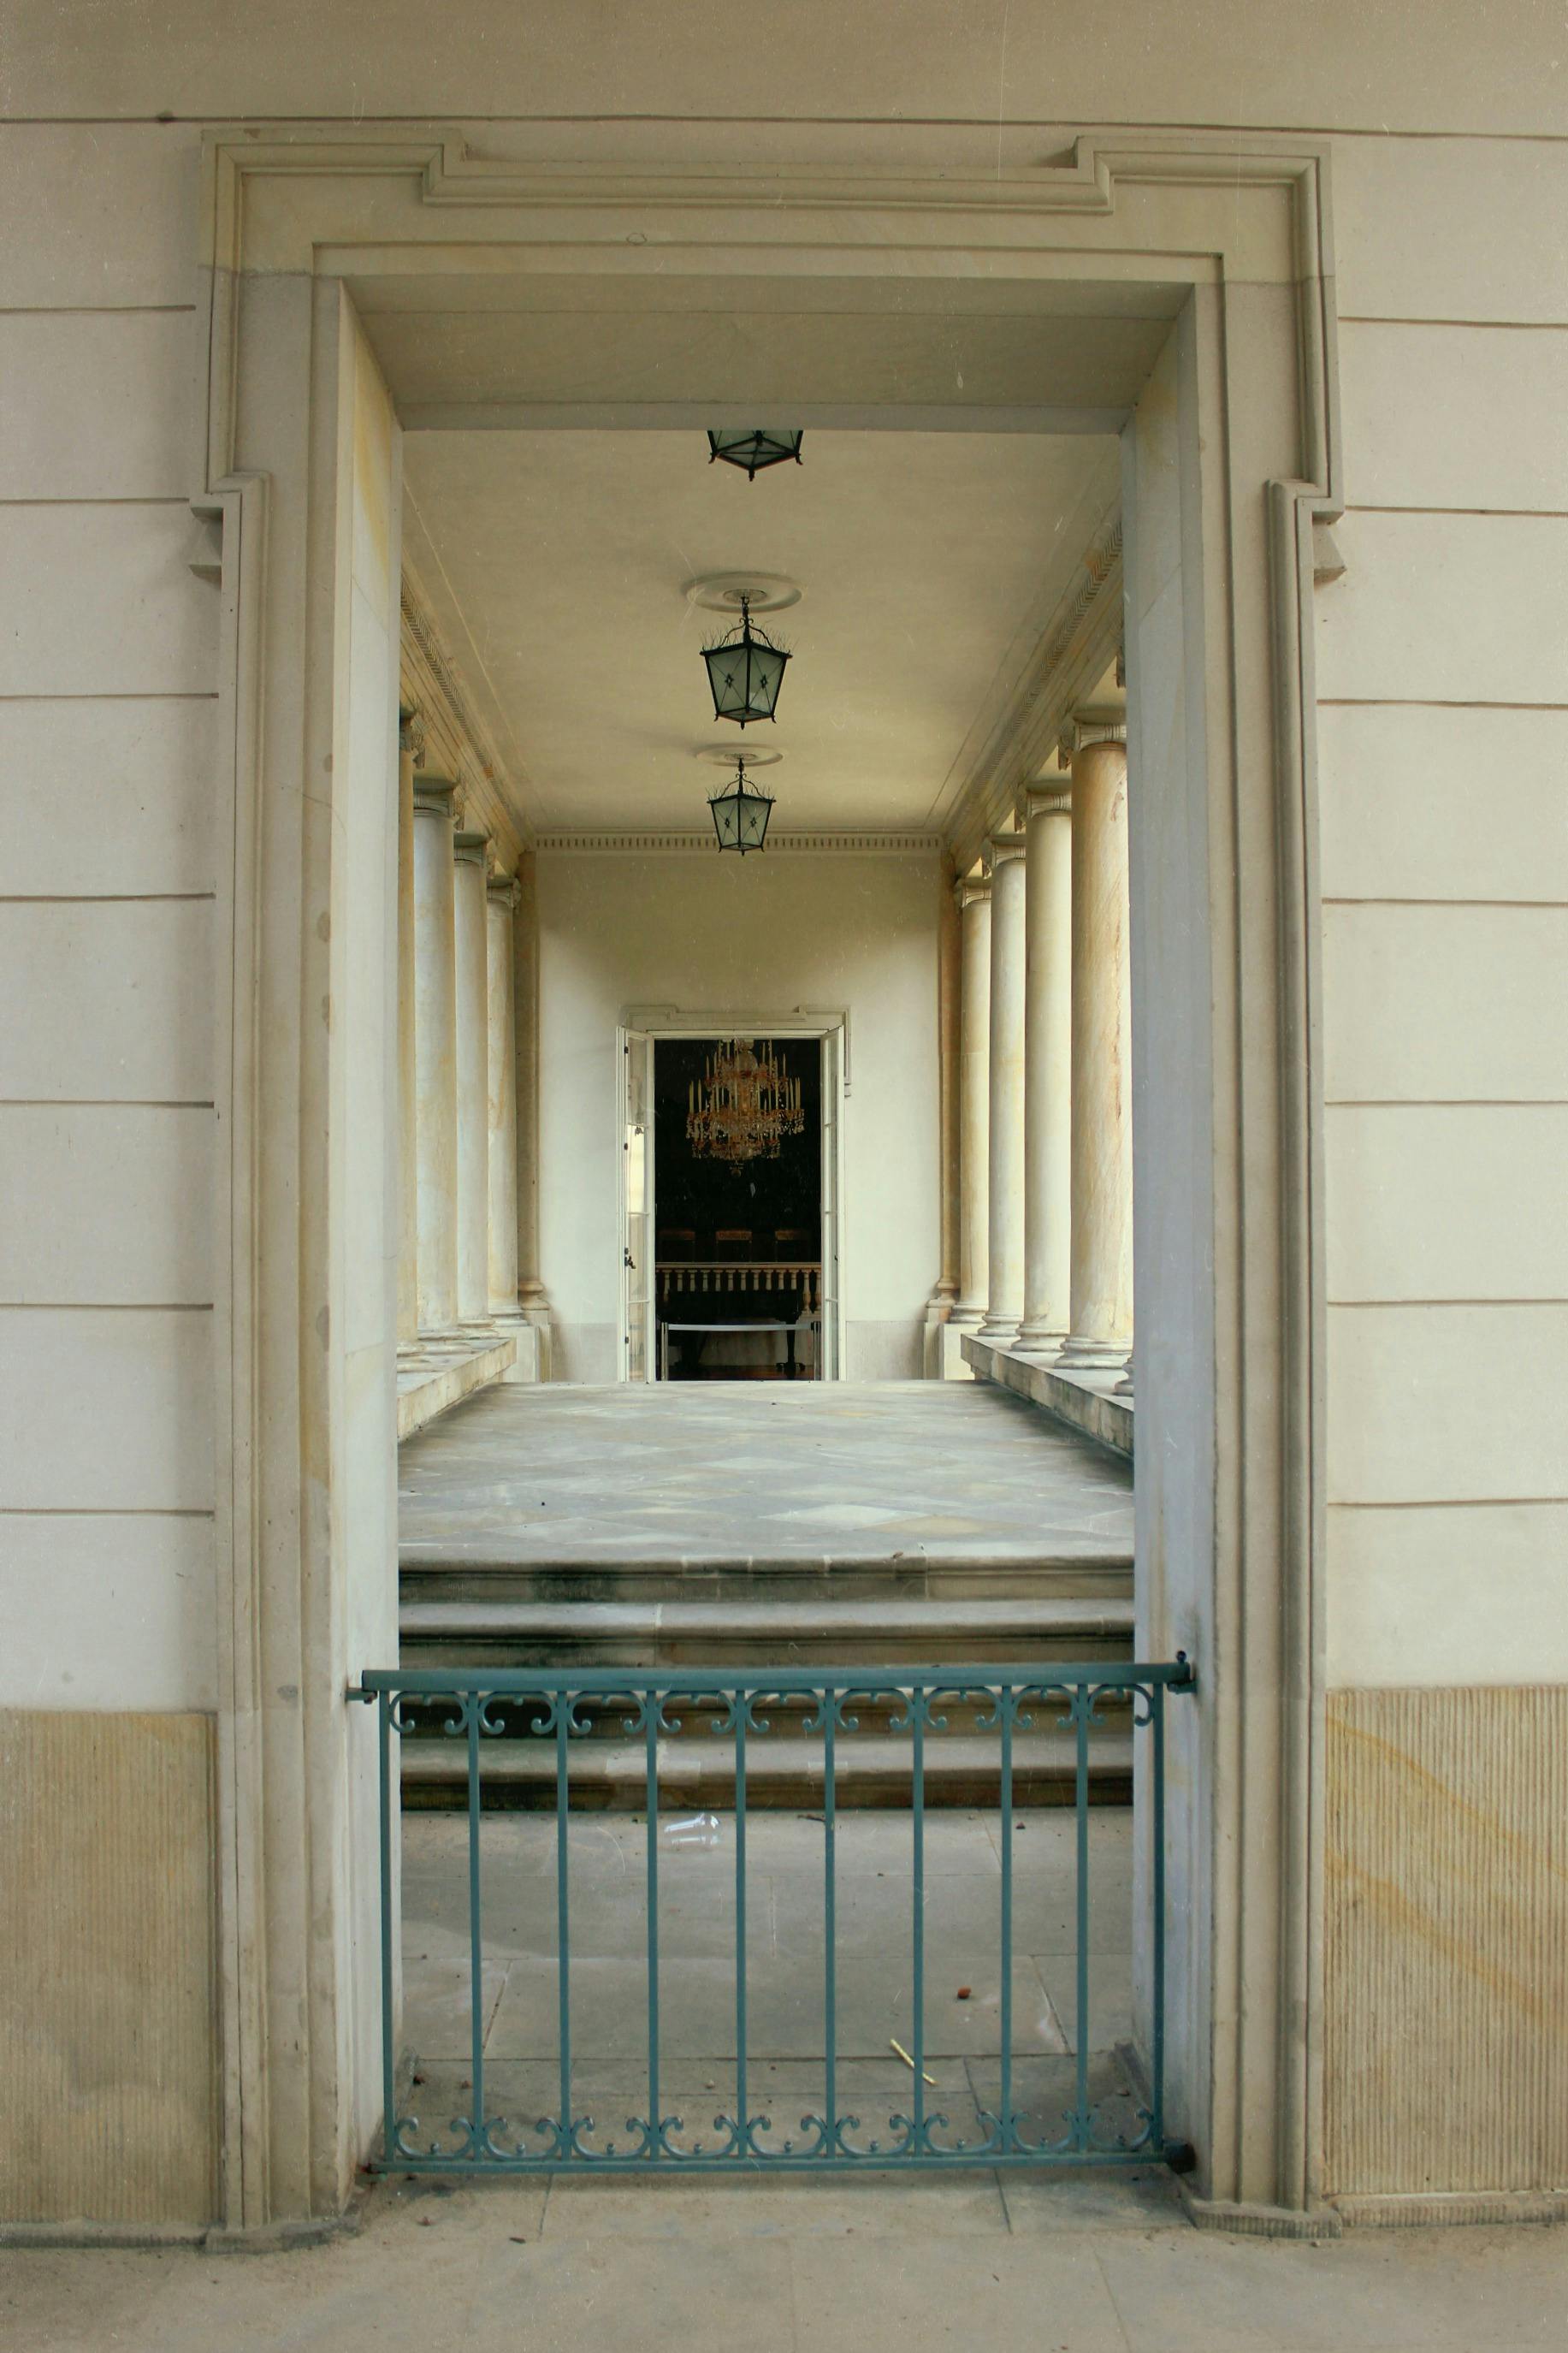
[0,1710,218,2224]
[1324,1686,1568,2196]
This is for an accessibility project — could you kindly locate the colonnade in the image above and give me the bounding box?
[942,720,1132,1388]
[399,718,542,1372]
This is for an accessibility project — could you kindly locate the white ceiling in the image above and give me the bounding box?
[402,428,1120,834]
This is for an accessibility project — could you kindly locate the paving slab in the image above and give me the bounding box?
[399,1380,1133,1577]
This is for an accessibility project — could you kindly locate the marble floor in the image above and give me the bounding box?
[399,1380,1134,1574]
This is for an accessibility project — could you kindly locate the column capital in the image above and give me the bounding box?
[984,829,1027,876]
[1059,716,1127,765]
[411,773,456,818]
[486,871,520,910]
[954,870,991,912]
[1024,779,1073,818]
[453,828,490,867]
[399,706,427,764]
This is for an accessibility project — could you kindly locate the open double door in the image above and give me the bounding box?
[618,1025,843,1383]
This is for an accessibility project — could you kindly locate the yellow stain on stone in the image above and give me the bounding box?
[1323,1685,1568,2197]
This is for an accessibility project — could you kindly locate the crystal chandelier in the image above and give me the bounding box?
[686,1039,804,1165]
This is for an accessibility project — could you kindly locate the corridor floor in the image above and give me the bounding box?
[399,1379,1133,1574]
[7,2173,1564,2351]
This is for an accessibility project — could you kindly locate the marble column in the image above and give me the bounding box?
[948,873,991,1332]
[412,777,459,1333]
[452,827,493,1328]
[512,851,551,1373]
[396,716,420,1344]
[486,874,529,1367]
[1018,778,1074,1351]
[977,831,1027,1344]
[1060,734,1133,1366]
[924,856,962,1372]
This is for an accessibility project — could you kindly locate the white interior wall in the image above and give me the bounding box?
[536,851,942,1383]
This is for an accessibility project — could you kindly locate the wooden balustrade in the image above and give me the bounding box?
[657,1259,821,1313]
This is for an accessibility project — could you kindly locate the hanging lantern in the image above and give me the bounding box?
[707,429,805,481]
[708,756,775,856]
[701,595,790,726]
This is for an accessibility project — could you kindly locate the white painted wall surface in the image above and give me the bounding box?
[536,851,942,1383]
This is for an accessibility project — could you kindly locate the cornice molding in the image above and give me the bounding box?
[535,830,943,857]
[947,508,1125,870]
[399,572,528,868]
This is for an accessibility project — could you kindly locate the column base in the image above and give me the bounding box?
[1056,1332,1132,1370]
[1015,1321,1066,1357]
[974,1315,1023,1348]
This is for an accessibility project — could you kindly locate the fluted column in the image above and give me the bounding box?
[452,829,493,1326]
[396,716,420,1343]
[949,873,991,1331]
[486,873,528,1354]
[1018,778,1074,1350]
[977,831,1027,1343]
[1060,734,1133,1366]
[412,777,459,1333]
[512,851,552,1374]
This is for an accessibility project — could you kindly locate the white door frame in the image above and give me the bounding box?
[621,1007,848,1383]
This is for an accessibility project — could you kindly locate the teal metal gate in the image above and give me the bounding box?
[353,1660,1195,2175]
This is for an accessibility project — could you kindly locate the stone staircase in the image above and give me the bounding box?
[397,1563,1137,1810]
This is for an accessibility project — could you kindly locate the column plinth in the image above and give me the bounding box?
[1059,736,1133,1367]
[411,779,459,1335]
[976,831,1027,1344]
[1017,780,1074,1352]
[947,873,991,1333]
[452,829,493,1329]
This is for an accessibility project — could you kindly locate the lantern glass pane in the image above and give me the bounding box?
[744,641,787,718]
[707,429,804,477]
[713,796,742,848]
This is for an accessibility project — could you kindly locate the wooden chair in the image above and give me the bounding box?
[713,1227,753,1262]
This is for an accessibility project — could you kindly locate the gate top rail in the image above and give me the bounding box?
[352,1657,1194,1700]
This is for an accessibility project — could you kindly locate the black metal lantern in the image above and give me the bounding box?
[707,429,804,480]
[708,756,775,855]
[701,595,790,726]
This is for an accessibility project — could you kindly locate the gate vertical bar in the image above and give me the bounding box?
[378,1689,395,2162]
[1074,1687,1091,2144]
[735,1699,748,2144]
[466,1697,485,2143]
[1151,1680,1167,2150]
[645,1694,660,2142]
[823,1701,837,2147]
[998,1684,1013,2150]
[911,1697,925,2146]
[555,1701,571,2145]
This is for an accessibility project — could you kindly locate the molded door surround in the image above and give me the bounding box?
[194,127,1340,2231]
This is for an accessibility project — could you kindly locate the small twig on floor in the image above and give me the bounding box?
[889,2036,938,2087]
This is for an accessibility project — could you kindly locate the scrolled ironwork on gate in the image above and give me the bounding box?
[352,1659,1195,2176]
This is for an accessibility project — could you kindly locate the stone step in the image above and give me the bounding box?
[399,1555,1134,1609]
[399,1728,1134,1811]
[398,1593,1137,1672]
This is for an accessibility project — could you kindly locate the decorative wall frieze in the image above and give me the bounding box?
[535,829,943,857]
